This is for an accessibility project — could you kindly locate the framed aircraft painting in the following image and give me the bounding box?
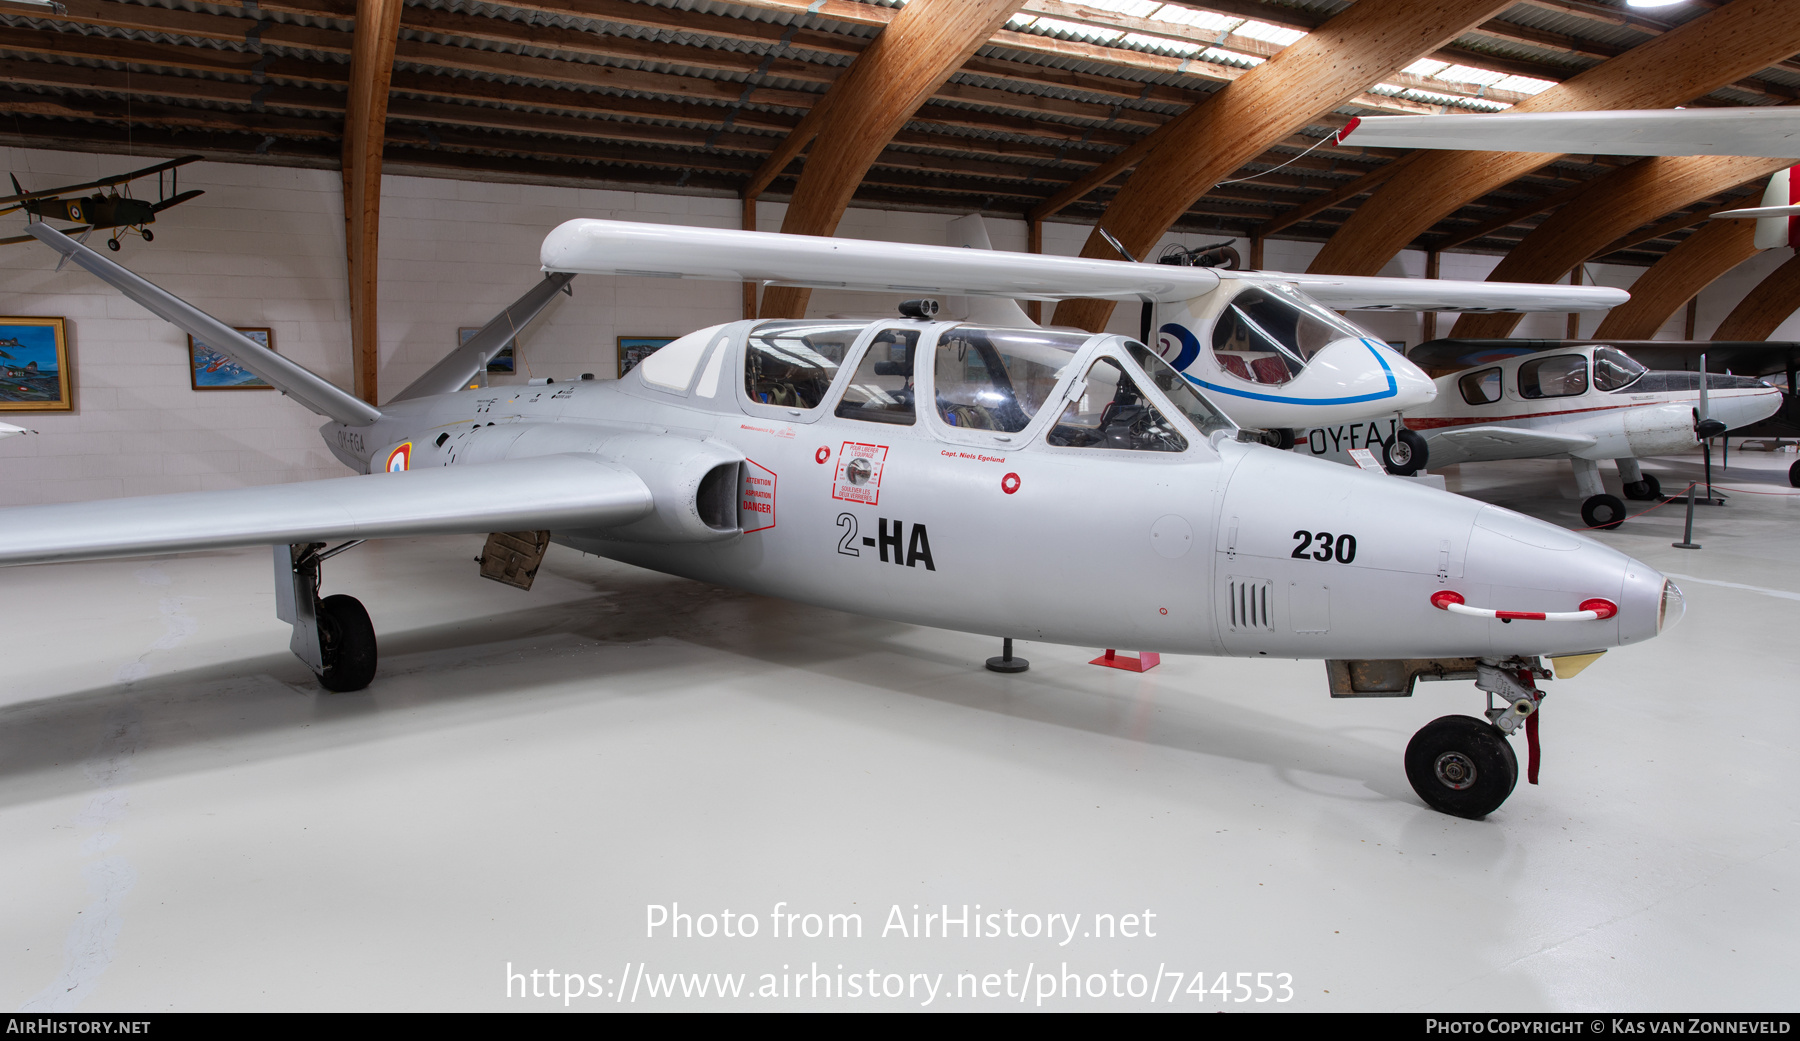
[618,336,675,379]
[0,316,72,412]
[462,326,517,375]
[189,327,273,390]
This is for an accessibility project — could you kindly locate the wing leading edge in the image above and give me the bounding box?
[0,455,653,567]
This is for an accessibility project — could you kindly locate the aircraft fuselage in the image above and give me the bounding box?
[327,320,1671,663]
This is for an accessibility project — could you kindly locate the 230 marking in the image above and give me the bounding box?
[1292,530,1356,564]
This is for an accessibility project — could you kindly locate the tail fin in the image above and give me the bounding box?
[1755,166,1798,250]
[943,214,1038,328]
[390,271,574,402]
[27,223,381,426]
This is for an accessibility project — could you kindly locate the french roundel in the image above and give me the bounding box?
[1155,323,1200,372]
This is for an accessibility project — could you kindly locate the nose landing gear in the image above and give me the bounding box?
[1403,658,1547,818]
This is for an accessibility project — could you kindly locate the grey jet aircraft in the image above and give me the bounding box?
[0,221,1688,820]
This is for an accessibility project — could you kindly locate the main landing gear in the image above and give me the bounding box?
[277,541,377,692]
[1404,658,1547,819]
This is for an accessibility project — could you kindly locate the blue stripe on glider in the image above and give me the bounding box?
[1183,339,1399,406]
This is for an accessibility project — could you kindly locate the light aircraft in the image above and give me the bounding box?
[1401,339,1800,492]
[0,220,1689,820]
[1295,340,1782,528]
[2,155,203,252]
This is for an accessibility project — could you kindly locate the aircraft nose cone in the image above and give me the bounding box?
[1388,348,1437,411]
[1464,505,1668,649]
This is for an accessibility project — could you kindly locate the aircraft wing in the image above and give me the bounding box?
[28,223,381,427]
[0,455,652,567]
[541,219,1628,312]
[1336,108,1800,159]
[542,218,1224,303]
[1218,271,1628,313]
[1417,424,1597,467]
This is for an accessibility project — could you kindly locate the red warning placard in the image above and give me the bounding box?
[740,458,777,533]
[831,442,888,506]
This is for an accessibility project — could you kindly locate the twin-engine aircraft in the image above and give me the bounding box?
[0,219,1686,820]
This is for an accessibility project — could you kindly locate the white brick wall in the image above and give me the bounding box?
[4,144,1796,506]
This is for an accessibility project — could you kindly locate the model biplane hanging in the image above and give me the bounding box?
[1,154,203,251]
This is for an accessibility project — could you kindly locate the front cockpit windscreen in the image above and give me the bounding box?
[1592,347,1647,392]
[1047,354,1187,453]
[1124,340,1236,438]
[1211,284,1368,386]
[934,327,1089,432]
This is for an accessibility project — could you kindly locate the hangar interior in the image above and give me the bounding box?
[0,0,1796,1012]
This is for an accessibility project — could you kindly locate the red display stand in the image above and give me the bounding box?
[1089,649,1160,672]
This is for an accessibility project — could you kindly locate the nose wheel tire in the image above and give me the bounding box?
[315,594,377,692]
[1789,460,1799,488]
[1622,474,1661,501]
[1581,493,1627,530]
[1382,429,1429,476]
[1404,715,1518,819]
[1257,427,1296,451]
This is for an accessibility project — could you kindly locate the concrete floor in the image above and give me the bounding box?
[1,448,1795,1012]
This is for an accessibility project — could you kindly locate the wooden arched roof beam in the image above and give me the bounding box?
[752,0,1023,321]
[1306,0,1800,278]
[343,0,402,406]
[1448,155,1789,339]
[1043,0,1513,334]
[1591,220,1760,340]
[1713,253,1800,341]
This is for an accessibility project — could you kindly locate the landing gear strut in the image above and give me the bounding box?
[1404,657,1546,819]
[276,541,376,691]
[1571,457,1625,530]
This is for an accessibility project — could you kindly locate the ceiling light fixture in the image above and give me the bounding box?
[0,0,67,11]
[1624,0,1685,8]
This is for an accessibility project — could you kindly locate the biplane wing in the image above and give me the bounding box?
[0,154,201,208]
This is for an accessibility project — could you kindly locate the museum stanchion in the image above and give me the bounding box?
[986,637,1028,674]
[1673,481,1701,550]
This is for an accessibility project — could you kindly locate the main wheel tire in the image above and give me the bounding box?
[140,229,153,242]
[1790,459,1799,488]
[1622,472,1662,501]
[1404,715,1519,819]
[315,594,377,692]
[1581,492,1627,530]
[106,238,120,251]
[1258,427,1296,451]
[1382,428,1429,476]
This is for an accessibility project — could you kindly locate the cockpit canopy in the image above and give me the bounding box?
[1211,283,1372,386]
[686,317,1236,453]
